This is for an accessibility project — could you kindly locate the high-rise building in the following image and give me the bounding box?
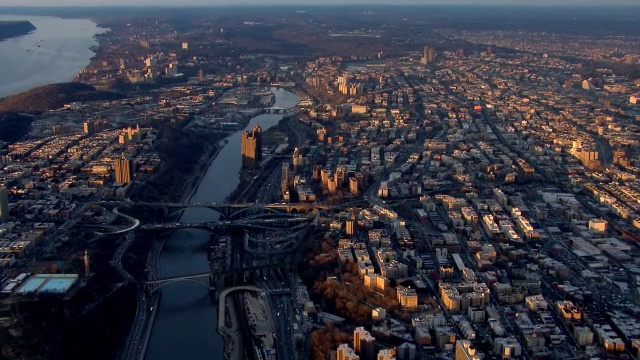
[354,327,367,353]
[421,46,436,65]
[335,167,346,187]
[396,343,416,360]
[337,344,360,360]
[349,176,359,195]
[281,162,290,191]
[493,337,522,358]
[337,75,353,95]
[0,187,9,222]
[83,120,108,135]
[114,156,133,184]
[377,349,396,360]
[241,125,262,170]
[83,121,93,134]
[428,47,436,62]
[321,168,330,187]
[317,126,327,142]
[292,147,305,169]
[354,327,376,360]
[253,124,262,160]
[372,308,386,322]
[346,216,356,235]
[328,178,338,194]
[397,286,418,309]
[455,340,482,360]
[165,62,179,77]
[360,333,376,360]
[119,125,142,144]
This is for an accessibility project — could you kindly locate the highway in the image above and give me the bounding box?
[118,216,167,360]
[107,212,153,360]
[140,215,311,231]
[257,160,285,204]
[115,231,153,360]
[262,268,296,360]
[102,207,140,234]
[112,232,137,284]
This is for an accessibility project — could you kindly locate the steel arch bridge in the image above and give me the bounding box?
[144,273,212,293]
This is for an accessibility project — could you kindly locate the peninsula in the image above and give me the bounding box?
[0,21,36,41]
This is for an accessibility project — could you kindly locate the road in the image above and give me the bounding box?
[261,268,296,360]
[101,207,140,235]
[112,232,137,284]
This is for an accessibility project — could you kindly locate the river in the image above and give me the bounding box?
[0,15,106,97]
[144,88,299,360]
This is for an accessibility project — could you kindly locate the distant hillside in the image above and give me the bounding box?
[0,83,126,113]
[0,21,36,41]
[0,112,33,142]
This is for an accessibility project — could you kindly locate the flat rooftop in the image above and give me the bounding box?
[15,274,78,295]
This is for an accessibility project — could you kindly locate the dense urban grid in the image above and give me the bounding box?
[0,5,640,360]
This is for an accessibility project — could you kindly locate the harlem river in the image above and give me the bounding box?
[144,88,299,360]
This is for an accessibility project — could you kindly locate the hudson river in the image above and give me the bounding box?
[0,15,106,97]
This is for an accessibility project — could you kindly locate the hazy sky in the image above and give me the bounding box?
[0,0,636,6]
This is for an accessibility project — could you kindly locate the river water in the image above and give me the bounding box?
[0,15,106,97]
[144,88,299,360]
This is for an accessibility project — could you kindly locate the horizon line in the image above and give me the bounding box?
[2,3,640,8]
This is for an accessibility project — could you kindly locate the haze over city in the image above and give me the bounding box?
[0,3,640,360]
[1,0,638,6]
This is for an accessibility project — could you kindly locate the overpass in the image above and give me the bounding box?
[264,106,287,114]
[244,227,309,255]
[139,215,312,231]
[100,200,330,218]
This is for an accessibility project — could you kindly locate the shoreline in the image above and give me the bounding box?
[0,23,35,42]
[0,14,108,98]
[179,138,227,203]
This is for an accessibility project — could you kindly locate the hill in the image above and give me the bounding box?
[0,83,126,113]
[0,112,33,142]
[0,21,36,41]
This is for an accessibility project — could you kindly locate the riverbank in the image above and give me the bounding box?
[179,139,226,203]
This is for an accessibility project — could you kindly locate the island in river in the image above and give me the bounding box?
[0,21,36,41]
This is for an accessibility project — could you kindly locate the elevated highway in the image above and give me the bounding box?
[100,200,329,218]
[139,215,311,231]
